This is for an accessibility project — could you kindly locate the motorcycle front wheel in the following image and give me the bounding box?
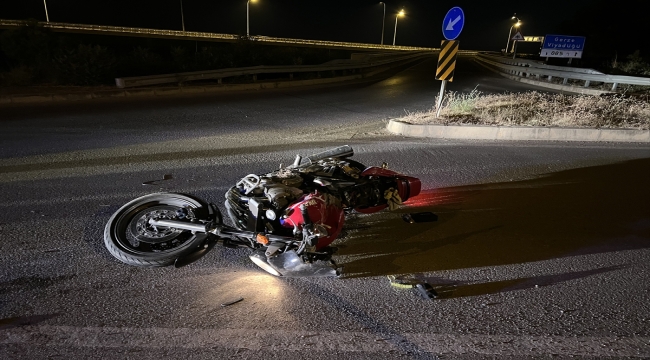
[104,193,211,267]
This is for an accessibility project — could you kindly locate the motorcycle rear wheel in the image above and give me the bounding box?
[104,193,211,267]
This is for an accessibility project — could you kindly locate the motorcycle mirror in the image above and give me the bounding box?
[174,239,215,268]
[402,212,438,223]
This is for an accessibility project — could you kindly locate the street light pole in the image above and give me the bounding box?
[505,14,520,54]
[380,2,386,45]
[43,0,50,22]
[509,22,521,55]
[180,0,185,32]
[393,9,404,46]
[247,0,257,37]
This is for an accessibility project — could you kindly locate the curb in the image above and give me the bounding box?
[386,120,650,143]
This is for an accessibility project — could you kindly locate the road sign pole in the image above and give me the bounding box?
[436,80,447,118]
[436,7,463,119]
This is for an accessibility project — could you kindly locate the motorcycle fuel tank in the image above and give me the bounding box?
[279,191,345,249]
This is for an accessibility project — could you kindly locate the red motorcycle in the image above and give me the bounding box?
[104,145,421,276]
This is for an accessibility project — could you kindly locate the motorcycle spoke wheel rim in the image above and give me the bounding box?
[115,204,194,254]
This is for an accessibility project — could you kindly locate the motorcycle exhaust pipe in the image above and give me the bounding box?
[149,219,295,243]
[148,219,209,233]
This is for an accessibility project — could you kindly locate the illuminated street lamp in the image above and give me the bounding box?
[247,0,258,37]
[43,0,50,22]
[180,0,185,32]
[379,2,386,45]
[392,9,405,46]
[505,14,521,53]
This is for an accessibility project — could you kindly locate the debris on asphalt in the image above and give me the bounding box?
[142,174,173,186]
[387,276,438,300]
[414,283,438,300]
[402,212,438,223]
[220,297,244,307]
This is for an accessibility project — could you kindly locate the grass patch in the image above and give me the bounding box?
[401,91,650,130]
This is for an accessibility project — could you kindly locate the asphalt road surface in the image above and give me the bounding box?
[1,58,649,359]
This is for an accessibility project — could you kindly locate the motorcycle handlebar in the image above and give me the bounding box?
[306,145,354,164]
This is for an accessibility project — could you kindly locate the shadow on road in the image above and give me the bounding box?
[338,158,650,278]
[391,264,629,299]
[0,314,60,329]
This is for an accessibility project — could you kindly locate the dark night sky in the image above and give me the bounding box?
[1,1,648,56]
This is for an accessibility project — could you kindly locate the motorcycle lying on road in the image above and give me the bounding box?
[104,145,421,276]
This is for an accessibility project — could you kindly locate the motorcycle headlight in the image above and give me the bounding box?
[265,209,277,220]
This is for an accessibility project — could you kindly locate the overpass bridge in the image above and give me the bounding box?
[0,19,444,52]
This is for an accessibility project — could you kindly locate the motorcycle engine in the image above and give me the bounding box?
[225,159,362,232]
[225,169,305,231]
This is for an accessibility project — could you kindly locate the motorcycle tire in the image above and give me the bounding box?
[104,193,211,267]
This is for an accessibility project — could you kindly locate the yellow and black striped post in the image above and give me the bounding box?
[435,40,459,81]
[435,40,459,117]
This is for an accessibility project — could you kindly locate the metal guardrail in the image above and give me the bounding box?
[477,53,650,91]
[115,52,432,88]
[483,54,604,75]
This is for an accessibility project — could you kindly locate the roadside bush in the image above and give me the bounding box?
[401,92,650,130]
[120,46,168,76]
[0,65,34,86]
[443,88,481,113]
[0,23,349,86]
[231,39,261,67]
[0,20,55,83]
[170,46,192,72]
[263,47,303,66]
[53,44,117,85]
[611,50,650,76]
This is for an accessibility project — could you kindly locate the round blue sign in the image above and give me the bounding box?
[442,7,465,40]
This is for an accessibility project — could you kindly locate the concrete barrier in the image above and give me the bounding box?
[0,57,416,106]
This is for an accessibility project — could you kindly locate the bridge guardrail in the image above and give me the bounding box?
[481,54,604,75]
[0,19,483,54]
[0,19,435,51]
[476,53,650,91]
[115,52,432,88]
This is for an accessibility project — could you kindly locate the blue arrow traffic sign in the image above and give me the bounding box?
[442,7,465,41]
